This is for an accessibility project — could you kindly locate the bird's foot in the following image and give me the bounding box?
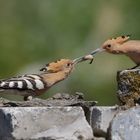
[128,65,140,70]
[24,96,33,101]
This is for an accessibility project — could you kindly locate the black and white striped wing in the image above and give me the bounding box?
[0,74,46,91]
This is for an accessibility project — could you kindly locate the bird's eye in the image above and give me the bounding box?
[67,63,71,67]
[107,44,111,48]
[40,67,47,72]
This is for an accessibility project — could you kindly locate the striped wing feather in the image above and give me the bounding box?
[0,74,45,91]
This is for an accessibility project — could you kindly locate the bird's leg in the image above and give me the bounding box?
[89,59,94,64]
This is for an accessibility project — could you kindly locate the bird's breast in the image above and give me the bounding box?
[127,52,140,64]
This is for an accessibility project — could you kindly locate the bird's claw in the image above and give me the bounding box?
[89,59,94,64]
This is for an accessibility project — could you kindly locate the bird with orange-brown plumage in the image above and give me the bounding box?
[0,55,93,101]
[90,35,140,69]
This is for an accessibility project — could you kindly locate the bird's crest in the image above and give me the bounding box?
[109,35,131,44]
[40,59,72,73]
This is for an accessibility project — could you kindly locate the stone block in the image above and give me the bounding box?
[90,106,118,137]
[0,107,93,140]
[109,107,140,140]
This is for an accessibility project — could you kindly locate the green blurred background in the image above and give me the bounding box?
[0,0,139,105]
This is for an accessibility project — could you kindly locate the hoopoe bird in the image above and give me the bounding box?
[101,35,140,68]
[0,56,94,101]
[89,35,140,68]
[90,35,131,55]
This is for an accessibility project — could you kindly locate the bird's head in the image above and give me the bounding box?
[102,35,130,54]
[40,59,74,74]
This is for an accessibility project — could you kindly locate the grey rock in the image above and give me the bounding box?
[117,69,140,108]
[94,137,105,140]
[90,106,118,137]
[0,107,94,140]
[0,93,97,107]
[109,106,140,140]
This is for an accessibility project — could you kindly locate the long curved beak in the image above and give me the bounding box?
[72,48,105,64]
[90,48,105,55]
